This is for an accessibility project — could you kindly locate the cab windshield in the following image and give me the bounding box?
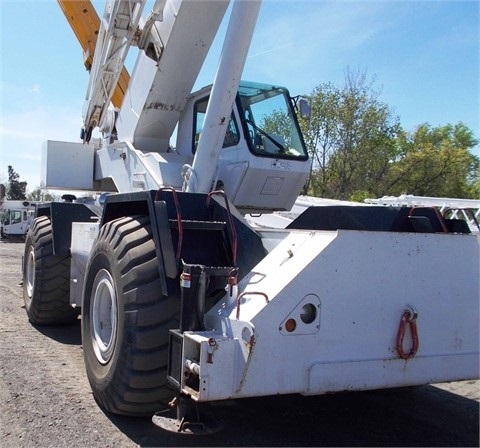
[238,81,308,160]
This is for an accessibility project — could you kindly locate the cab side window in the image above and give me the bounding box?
[193,97,239,153]
[11,211,22,225]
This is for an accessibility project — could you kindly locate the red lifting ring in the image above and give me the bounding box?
[396,306,419,360]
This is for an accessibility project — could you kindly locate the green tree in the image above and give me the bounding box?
[262,109,294,148]
[6,165,27,200]
[300,81,341,196]
[300,69,400,200]
[386,123,479,198]
[27,187,59,202]
[471,164,480,197]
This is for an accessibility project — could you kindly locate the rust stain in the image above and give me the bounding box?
[145,102,181,112]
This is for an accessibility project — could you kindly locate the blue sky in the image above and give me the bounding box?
[1,0,479,193]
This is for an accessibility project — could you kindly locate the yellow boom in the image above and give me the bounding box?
[57,0,130,108]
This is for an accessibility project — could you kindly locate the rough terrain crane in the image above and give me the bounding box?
[24,0,479,432]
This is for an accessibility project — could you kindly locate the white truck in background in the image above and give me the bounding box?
[0,197,37,238]
[23,0,479,433]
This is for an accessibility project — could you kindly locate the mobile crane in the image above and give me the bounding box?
[24,0,479,431]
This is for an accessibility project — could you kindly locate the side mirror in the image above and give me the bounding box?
[298,98,311,119]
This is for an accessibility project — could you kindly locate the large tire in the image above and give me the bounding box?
[23,216,79,325]
[82,215,179,416]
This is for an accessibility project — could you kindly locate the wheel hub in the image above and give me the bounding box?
[91,269,118,364]
[25,246,35,299]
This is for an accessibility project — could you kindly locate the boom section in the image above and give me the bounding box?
[82,0,146,141]
[116,0,231,152]
[58,1,131,112]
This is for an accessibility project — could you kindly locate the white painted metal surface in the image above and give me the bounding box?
[70,222,100,307]
[187,0,261,194]
[179,229,479,401]
[41,140,96,190]
[116,0,230,151]
[93,141,190,192]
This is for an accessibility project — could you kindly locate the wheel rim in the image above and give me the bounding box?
[25,246,35,299]
[91,269,118,364]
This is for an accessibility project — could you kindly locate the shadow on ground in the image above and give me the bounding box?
[31,318,82,345]
[106,385,479,447]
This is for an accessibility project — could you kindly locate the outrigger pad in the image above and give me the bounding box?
[152,395,223,435]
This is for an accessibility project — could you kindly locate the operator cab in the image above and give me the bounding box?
[238,81,308,160]
[177,81,311,214]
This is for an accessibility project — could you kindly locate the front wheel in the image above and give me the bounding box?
[82,215,179,416]
[23,216,78,325]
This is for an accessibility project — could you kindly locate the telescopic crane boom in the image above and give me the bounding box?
[59,0,147,142]
[57,0,130,110]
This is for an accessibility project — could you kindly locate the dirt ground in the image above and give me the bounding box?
[1,238,478,447]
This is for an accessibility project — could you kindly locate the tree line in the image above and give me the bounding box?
[298,69,479,201]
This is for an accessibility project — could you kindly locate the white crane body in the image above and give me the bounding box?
[185,228,479,401]
[26,0,479,423]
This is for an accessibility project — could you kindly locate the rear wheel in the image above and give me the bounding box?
[23,216,79,325]
[82,215,179,416]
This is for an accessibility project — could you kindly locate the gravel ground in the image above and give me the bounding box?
[1,238,478,447]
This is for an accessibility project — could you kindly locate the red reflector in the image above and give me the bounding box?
[285,318,296,333]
